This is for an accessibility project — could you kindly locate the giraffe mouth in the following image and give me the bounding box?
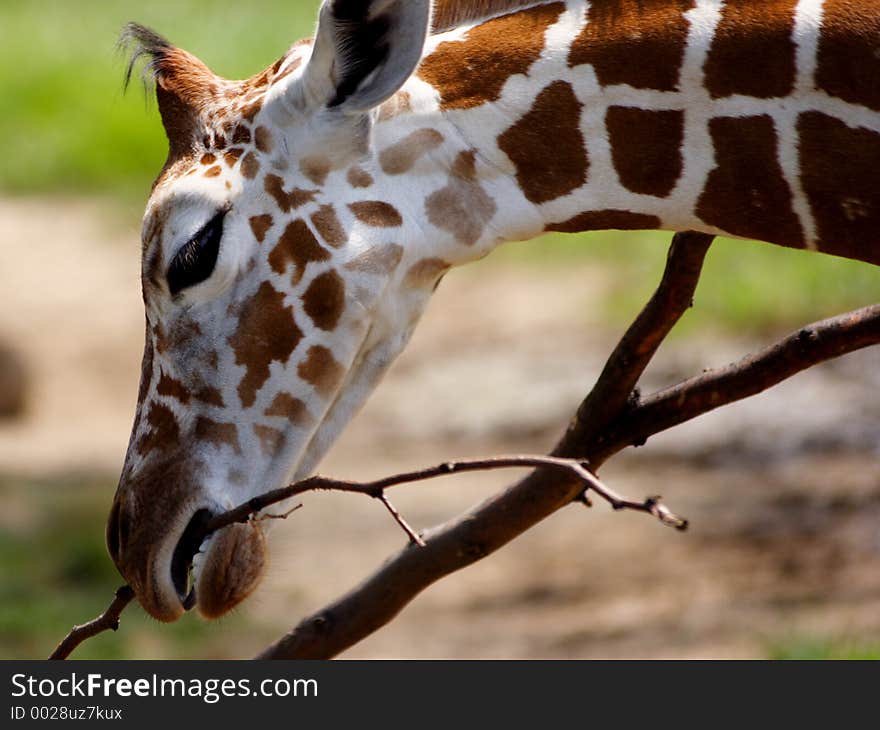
[170,508,214,611]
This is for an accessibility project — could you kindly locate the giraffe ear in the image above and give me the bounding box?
[121,24,221,154]
[298,0,431,114]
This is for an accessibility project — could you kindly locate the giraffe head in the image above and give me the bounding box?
[108,0,438,622]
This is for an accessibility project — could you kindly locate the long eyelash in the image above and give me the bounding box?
[167,210,226,296]
[177,240,201,269]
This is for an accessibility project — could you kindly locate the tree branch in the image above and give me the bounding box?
[50,232,880,660]
[587,302,880,468]
[568,232,714,446]
[257,234,880,659]
[48,585,135,660]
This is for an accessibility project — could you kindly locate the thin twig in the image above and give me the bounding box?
[48,455,682,659]
[48,585,135,660]
[378,494,426,546]
[203,455,687,539]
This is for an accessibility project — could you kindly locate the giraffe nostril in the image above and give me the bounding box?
[106,499,129,564]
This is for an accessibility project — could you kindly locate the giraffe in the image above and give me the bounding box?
[109,0,880,622]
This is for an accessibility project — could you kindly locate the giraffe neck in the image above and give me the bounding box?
[375,0,880,267]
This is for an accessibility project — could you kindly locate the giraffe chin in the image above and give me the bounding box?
[191,522,268,620]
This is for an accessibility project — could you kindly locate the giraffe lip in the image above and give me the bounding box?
[170,508,215,605]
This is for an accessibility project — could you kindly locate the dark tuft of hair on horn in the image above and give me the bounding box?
[118,22,174,94]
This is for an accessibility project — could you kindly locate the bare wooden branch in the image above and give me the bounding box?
[586,302,880,468]
[568,231,714,447]
[258,236,880,659]
[50,232,880,660]
[48,585,135,660]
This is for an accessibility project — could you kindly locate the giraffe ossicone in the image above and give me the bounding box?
[108,0,880,622]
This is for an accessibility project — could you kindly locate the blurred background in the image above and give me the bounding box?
[2,0,879,659]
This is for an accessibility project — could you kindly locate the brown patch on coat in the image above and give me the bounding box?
[798,111,880,265]
[136,402,180,458]
[254,126,273,153]
[232,125,251,145]
[419,2,565,110]
[241,152,260,179]
[426,150,497,245]
[241,98,264,123]
[272,53,304,82]
[228,281,303,408]
[156,371,190,404]
[310,205,346,247]
[153,320,202,355]
[200,153,217,165]
[704,0,798,99]
[545,210,662,233]
[194,417,241,454]
[303,270,346,331]
[297,345,345,397]
[249,214,273,243]
[224,148,244,167]
[203,165,222,178]
[253,424,285,456]
[815,0,880,112]
[379,128,445,175]
[696,115,804,248]
[349,201,403,227]
[265,393,311,426]
[344,244,404,275]
[497,80,588,204]
[264,174,318,212]
[606,107,684,197]
[300,157,332,186]
[194,386,224,407]
[569,0,694,91]
[377,91,412,122]
[347,166,374,188]
[268,219,331,285]
[404,258,451,289]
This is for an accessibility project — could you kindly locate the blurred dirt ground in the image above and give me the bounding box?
[1,197,879,658]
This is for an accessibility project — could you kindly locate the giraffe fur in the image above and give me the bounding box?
[109,0,880,621]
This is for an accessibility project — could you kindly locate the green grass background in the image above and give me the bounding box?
[1,0,878,659]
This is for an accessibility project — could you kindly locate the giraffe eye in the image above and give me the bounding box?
[167,210,226,296]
